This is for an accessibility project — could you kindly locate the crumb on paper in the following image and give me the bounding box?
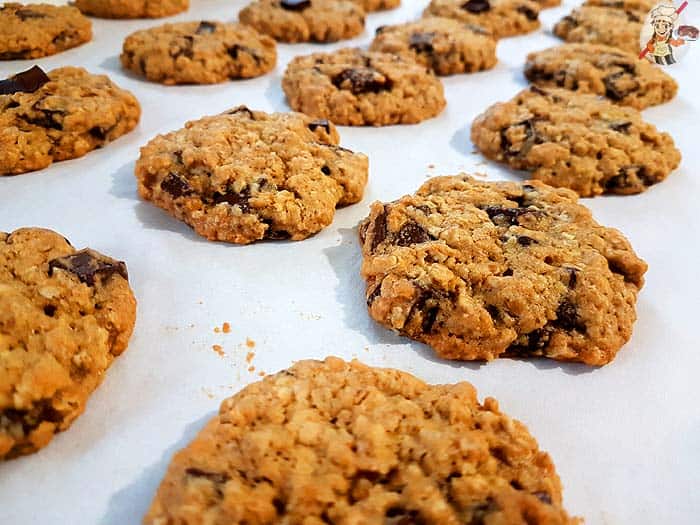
[248,366,255,372]
[222,322,231,333]
[473,171,488,178]
[246,338,256,348]
[214,327,220,333]
[201,388,215,399]
[246,351,255,363]
[212,344,224,357]
[427,163,435,169]
[471,149,478,155]
[258,371,266,377]
[364,346,369,352]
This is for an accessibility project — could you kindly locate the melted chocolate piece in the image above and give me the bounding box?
[409,32,436,54]
[160,173,193,198]
[483,205,540,226]
[505,326,554,356]
[500,118,544,158]
[0,66,50,96]
[49,250,128,286]
[367,207,388,252]
[605,165,654,191]
[332,67,393,95]
[280,0,311,11]
[185,468,230,485]
[517,5,538,21]
[516,235,536,246]
[554,300,585,332]
[212,189,251,212]
[308,118,331,134]
[227,105,255,119]
[196,21,217,34]
[395,222,432,246]
[603,71,638,101]
[609,121,632,134]
[461,0,490,13]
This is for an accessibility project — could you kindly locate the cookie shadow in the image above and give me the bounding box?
[264,75,289,112]
[99,412,214,525]
[109,161,138,201]
[449,124,478,157]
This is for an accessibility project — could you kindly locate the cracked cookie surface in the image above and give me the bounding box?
[359,175,647,365]
[282,48,446,126]
[423,0,541,39]
[144,357,578,524]
[121,21,276,85]
[239,0,365,43]
[135,107,368,244]
[525,44,677,110]
[553,6,645,53]
[470,86,680,196]
[0,66,140,176]
[370,17,497,76]
[75,0,188,18]
[0,3,92,60]
[0,228,136,459]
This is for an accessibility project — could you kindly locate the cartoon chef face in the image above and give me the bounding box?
[653,17,673,37]
[650,4,678,38]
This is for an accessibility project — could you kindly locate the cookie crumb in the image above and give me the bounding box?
[427,164,435,169]
[258,371,266,377]
[248,365,255,372]
[212,344,224,357]
[246,351,255,363]
[246,338,255,348]
[222,322,231,333]
[213,327,220,333]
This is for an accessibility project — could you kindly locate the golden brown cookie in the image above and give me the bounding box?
[524,44,677,110]
[0,228,137,459]
[352,0,400,11]
[359,175,647,365]
[0,3,92,60]
[135,107,368,244]
[0,66,140,176]
[553,5,645,54]
[74,0,188,18]
[282,48,446,126]
[121,21,277,85]
[145,357,579,524]
[470,86,681,196]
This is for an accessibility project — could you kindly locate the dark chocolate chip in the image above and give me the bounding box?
[482,205,538,226]
[505,326,553,356]
[308,118,331,134]
[43,304,56,317]
[565,267,578,289]
[185,468,230,485]
[560,15,578,28]
[516,235,536,246]
[227,105,254,119]
[534,491,553,504]
[609,121,632,134]
[517,5,538,21]
[89,126,107,141]
[172,36,194,59]
[502,268,514,277]
[369,207,388,252]
[554,300,585,332]
[409,291,441,334]
[321,165,331,175]
[48,249,128,286]
[603,71,638,101]
[280,0,311,11]
[366,284,382,306]
[625,10,641,23]
[212,189,250,212]
[196,21,217,34]
[2,400,63,436]
[375,25,387,34]
[486,304,500,320]
[227,44,261,63]
[461,0,491,13]
[605,165,654,191]
[395,221,432,246]
[332,67,393,95]
[160,173,193,198]
[25,107,64,130]
[500,118,544,158]
[0,66,50,95]
[409,32,436,54]
[14,8,46,20]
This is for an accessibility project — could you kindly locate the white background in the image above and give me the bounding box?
[1,1,699,523]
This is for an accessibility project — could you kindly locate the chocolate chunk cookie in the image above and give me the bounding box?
[470,86,681,196]
[0,3,92,60]
[423,0,541,39]
[359,175,647,365]
[121,21,276,85]
[74,0,188,18]
[239,0,365,43]
[525,44,677,110]
[370,17,497,76]
[0,228,136,459]
[135,107,368,244]
[0,66,140,176]
[145,357,578,524]
[282,48,446,126]
[352,0,400,11]
[553,6,645,54]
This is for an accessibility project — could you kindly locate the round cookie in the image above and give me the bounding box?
[370,17,497,76]
[359,175,648,365]
[0,66,140,176]
[525,43,677,110]
[470,86,681,196]
[0,3,92,60]
[553,6,645,54]
[239,0,365,44]
[0,228,136,459]
[282,48,446,126]
[423,0,541,39]
[121,21,276,85]
[352,0,400,12]
[74,0,187,18]
[144,357,578,524]
[135,107,368,244]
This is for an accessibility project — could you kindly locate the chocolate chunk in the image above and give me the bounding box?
[14,8,46,20]
[369,207,388,252]
[49,250,128,286]
[332,67,393,95]
[603,71,638,101]
[461,0,490,13]
[625,10,641,23]
[524,65,553,83]
[227,44,260,62]
[212,189,250,212]
[500,118,544,158]
[609,121,632,134]
[395,221,432,246]
[605,165,654,191]
[43,304,57,317]
[560,14,578,28]
[409,291,441,333]
[308,118,331,134]
[25,107,64,130]
[0,66,50,96]
[516,235,536,246]
[185,468,230,485]
[160,173,193,198]
[565,267,578,289]
[554,300,585,332]
[2,400,63,435]
[517,5,538,20]
[375,25,387,34]
[409,32,436,54]
[505,326,553,356]
[264,229,292,240]
[534,491,553,504]
[227,105,255,119]
[611,61,636,74]
[366,284,382,306]
[196,21,217,34]
[321,165,331,175]
[280,0,311,11]
[483,205,538,226]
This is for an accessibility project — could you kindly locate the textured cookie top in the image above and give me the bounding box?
[423,0,541,39]
[239,0,365,43]
[553,6,645,54]
[74,0,188,18]
[282,48,446,126]
[121,21,277,85]
[359,175,647,365]
[352,0,400,12]
[136,107,368,244]
[145,357,577,524]
[525,43,677,110]
[0,228,136,459]
[0,3,92,60]
[470,86,681,196]
[0,66,141,175]
[584,0,656,11]
[370,17,497,76]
